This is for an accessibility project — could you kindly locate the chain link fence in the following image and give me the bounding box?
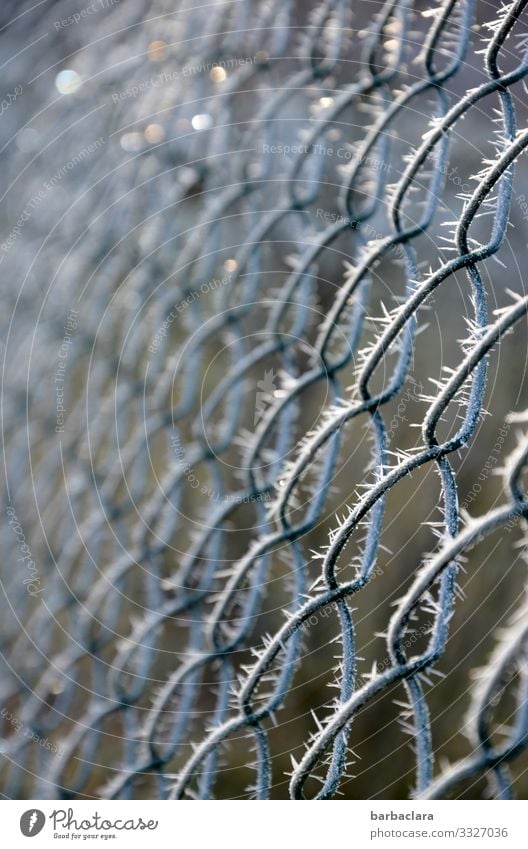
[1,0,528,800]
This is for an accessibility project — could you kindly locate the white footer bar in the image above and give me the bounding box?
[3,800,526,848]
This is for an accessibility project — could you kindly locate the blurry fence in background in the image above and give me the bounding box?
[1,0,528,800]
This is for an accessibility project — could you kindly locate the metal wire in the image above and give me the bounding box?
[1,0,528,800]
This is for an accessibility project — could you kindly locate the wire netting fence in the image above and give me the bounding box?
[1,0,528,800]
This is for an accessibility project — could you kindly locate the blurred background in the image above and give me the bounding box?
[1,0,528,800]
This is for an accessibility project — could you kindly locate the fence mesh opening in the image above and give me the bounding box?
[1,0,528,800]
